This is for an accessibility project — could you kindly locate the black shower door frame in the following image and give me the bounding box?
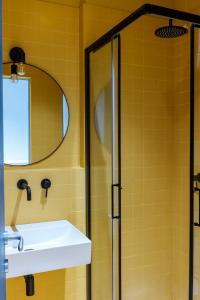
[85,3,200,300]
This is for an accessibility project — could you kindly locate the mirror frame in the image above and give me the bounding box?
[3,62,70,166]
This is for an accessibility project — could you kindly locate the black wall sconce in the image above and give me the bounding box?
[9,47,26,82]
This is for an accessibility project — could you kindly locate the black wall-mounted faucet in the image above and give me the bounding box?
[17,179,32,201]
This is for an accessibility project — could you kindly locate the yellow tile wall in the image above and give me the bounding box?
[171,33,190,300]
[3,1,86,300]
[121,15,175,300]
[174,2,200,300]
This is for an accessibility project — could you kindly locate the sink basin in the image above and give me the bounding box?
[5,220,91,278]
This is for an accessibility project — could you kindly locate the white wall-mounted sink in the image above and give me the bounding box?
[5,220,91,278]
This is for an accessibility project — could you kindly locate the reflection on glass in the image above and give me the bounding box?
[90,43,113,300]
[95,91,105,142]
[95,82,112,152]
[3,77,30,165]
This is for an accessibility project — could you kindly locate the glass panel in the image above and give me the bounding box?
[90,42,113,300]
[111,37,120,300]
[3,77,30,164]
[121,15,190,300]
[194,27,200,300]
[0,10,6,297]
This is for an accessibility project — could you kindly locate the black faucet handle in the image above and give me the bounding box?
[41,178,51,197]
[194,173,200,182]
[17,179,28,190]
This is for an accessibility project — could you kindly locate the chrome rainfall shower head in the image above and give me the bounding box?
[155,19,188,38]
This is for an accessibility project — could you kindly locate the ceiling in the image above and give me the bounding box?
[39,0,139,11]
[40,0,82,7]
[39,0,176,12]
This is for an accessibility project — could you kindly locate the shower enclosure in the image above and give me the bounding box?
[85,4,200,300]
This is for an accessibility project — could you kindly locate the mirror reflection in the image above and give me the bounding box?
[95,82,112,152]
[3,63,69,165]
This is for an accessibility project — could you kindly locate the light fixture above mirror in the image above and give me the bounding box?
[9,47,26,83]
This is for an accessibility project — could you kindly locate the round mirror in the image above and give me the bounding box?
[3,63,69,165]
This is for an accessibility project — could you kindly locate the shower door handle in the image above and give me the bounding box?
[194,187,200,227]
[111,184,121,219]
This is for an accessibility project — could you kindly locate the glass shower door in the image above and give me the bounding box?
[0,0,6,295]
[193,25,200,300]
[0,157,5,300]
[87,36,121,300]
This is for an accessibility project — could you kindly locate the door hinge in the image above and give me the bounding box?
[3,258,8,273]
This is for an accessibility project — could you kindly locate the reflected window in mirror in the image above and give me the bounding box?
[62,95,68,137]
[3,77,30,165]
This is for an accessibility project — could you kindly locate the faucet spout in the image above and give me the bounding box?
[17,179,32,201]
[25,185,32,201]
[3,231,24,252]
